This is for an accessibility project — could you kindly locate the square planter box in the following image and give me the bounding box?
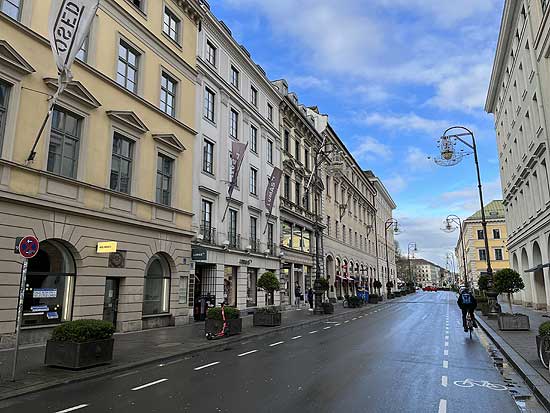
[537,335,550,367]
[45,338,114,369]
[253,312,282,327]
[497,313,530,331]
[322,302,334,314]
[205,318,242,336]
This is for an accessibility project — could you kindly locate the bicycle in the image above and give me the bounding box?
[466,311,474,339]
[454,379,507,391]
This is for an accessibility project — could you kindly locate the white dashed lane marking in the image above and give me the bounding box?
[443,360,448,369]
[238,350,258,357]
[439,399,447,413]
[291,335,302,340]
[269,341,284,347]
[442,376,448,387]
[193,362,220,371]
[55,405,89,413]
[309,330,318,334]
[131,378,168,391]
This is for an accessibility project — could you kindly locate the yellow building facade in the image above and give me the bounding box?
[455,200,509,288]
[0,0,203,347]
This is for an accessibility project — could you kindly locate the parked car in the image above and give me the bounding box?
[423,286,438,292]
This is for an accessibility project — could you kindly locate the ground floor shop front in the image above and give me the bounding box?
[191,244,280,318]
[0,199,193,348]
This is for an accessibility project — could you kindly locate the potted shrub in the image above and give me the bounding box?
[253,306,282,327]
[386,281,394,298]
[537,321,550,368]
[476,295,489,315]
[494,268,529,331]
[45,319,115,369]
[205,306,242,336]
[348,296,362,308]
[257,271,280,306]
[368,293,380,304]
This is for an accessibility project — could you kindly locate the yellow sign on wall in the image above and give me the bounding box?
[97,242,118,253]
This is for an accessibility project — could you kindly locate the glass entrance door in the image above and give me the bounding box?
[103,277,120,326]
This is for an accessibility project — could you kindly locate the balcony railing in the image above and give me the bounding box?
[228,233,240,249]
[249,238,261,253]
[200,223,216,245]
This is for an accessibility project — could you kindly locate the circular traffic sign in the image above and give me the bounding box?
[19,236,39,259]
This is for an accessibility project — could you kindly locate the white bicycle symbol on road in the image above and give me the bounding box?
[454,378,507,391]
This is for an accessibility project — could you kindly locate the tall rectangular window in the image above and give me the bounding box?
[250,217,257,251]
[336,221,339,239]
[326,216,331,236]
[163,7,180,43]
[251,86,258,107]
[477,229,485,240]
[160,72,177,117]
[267,103,273,122]
[493,229,501,239]
[478,249,487,261]
[250,167,258,195]
[495,248,503,261]
[206,40,217,66]
[0,80,10,153]
[1,0,21,20]
[284,130,290,152]
[202,140,214,174]
[204,87,215,122]
[76,36,89,63]
[267,223,274,250]
[117,41,140,93]
[304,148,310,170]
[250,125,258,153]
[295,182,301,206]
[267,140,274,164]
[230,65,239,89]
[284,175,290,199]
[47,107,81,179]
[229,209,238,247]
[304,191,310,210]
[343,225,346,243]
[156,154,173,206]
[110,133,133,194]
[230,109,239,139]
[201,199,212,228]
[294,140,300,161]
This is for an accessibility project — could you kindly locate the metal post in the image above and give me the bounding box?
[385,225,390,295]
[11,259,28,381]
[313,147,324,315]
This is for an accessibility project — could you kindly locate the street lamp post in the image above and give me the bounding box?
[384,218,399,295]
[432,126,500,314]
[407,242,417,285]
[443,214,468,286]
[446,252,456,286]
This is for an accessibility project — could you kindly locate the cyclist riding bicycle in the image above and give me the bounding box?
[457,287,478,332]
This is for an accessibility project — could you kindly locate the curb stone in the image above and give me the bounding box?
[477,315,550,411]
[0,300,399,402]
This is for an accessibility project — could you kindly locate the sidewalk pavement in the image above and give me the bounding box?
[0,300,390,401]
[477,300,550,410]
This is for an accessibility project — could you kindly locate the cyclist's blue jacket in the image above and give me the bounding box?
[457,292,477,310]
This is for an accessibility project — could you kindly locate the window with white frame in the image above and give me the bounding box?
[250,167,258,195]
[160,72,177,117]
[206,40,217,66]
[129,0,144,11]
[478,249,487,261]
[230,109,239,139]
[228,209,238,247]
[47,107,82,179]
[156,153,173,206]
[163,7,180,43]
[250,125,258,153]
[0,80,10,154]
[117,40,140,93]
[267,140,273,164]
[495,248,503,261]
[202,139,214,174]
[230,65,240,89]
[110,133,134,194]
[1,0,22,20]
[251,86,258,107]
[204,87,215,122]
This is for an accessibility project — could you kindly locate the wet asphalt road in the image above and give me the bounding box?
[0,292,521,413]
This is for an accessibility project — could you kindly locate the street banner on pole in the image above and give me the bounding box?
[27,0,100,162]
[263,167,282,234]
[222,141,248,222]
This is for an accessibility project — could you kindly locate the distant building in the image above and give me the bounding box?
[410,259,442,287]
[485,0,550,310]
[455,200,509,289]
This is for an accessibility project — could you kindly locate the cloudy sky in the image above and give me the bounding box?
[210,0,505,267]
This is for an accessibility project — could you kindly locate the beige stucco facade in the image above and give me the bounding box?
[0,0,202,347]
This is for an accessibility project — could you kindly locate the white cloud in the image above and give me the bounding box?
[362,112,450,135]
[438,179,503,214]
[405,147,434,172]
[384,175,408,194]
[352,136,392,161]
[287,75,330,90]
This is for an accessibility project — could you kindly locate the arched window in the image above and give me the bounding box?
[143,254,171,315]
[25,240,76,326]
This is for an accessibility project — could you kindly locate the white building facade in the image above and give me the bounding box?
[485,0,550,309]
[191,5,282,314]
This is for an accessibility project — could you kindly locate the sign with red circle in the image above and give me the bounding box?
[19,236,39,259]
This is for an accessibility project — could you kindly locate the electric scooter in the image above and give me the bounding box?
[205,302,230,340]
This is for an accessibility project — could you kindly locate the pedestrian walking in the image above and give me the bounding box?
[294,282,301,307]
[307,288,314,310]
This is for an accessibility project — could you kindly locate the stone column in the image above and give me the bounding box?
[236,266,248,310]
[543,267,550,311]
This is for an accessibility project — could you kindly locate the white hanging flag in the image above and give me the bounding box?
[48,0,100,84]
